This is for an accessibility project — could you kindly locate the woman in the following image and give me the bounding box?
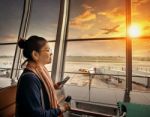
[15,36,70,117]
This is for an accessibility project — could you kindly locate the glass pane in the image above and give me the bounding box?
[64,40,126,104]
[0,45,16,78]
[27,0,60,40]
[68,0,126,39]
[132,0,150,36]
[64,73,90,101]
[0,0,23,43]
[132,39,150,92]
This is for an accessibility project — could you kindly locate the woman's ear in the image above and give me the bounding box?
[31,50,39,62]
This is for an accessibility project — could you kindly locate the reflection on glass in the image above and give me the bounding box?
[0,0,23,43]
[68,0,126,39]
[27,0,60,40]
[0,45,16,78]
[132,39,150,92]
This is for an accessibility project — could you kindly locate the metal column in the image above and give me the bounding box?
[124,0,132,102]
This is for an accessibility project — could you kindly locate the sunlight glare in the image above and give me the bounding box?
[128,24,141,38]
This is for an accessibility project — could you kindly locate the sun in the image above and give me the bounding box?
[128,24,141,38]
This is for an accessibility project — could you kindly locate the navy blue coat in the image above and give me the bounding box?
[15,69,61,117]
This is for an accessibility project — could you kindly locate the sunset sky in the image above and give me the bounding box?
[0,0,150,57]
[68,0,150,38]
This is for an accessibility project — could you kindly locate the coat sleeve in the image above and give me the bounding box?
[16,73,61,117]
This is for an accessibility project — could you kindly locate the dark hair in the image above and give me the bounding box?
[18,35,48,61]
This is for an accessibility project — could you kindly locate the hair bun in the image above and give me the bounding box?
[18,39,26,49]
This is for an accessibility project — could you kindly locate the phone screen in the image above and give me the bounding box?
[61,76,70,85]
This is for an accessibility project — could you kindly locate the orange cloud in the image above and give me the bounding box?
[132,0,149,17]
[82,4,93,10]
[132,0,148,6]
[98,7,125,23]
[71,10,96,22]
[70,10,96,30]
[133,20,150,36]
[70,22,94,30]
[69,2,149,38]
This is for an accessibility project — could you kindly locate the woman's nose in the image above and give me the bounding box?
[50,53,53,56]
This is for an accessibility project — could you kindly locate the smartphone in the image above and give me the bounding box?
[60,76,70,85]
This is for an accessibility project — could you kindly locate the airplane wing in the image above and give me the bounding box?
[101,28,110,31]
[103,31,111,34]
[112,25,119,30]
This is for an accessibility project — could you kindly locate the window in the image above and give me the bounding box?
[0,0,23,43]
[0,0,23,81]
[63,0,150,105]
[27,0,60,41]
[68,0,126,39]
[0,45,16,78]
[63,0,127,105]
[131,0,150,92]
[132,39,150,92]
[64,40,126,104]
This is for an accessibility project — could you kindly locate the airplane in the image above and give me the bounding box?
[78,68,89,73]
[101,25,119,34]
[78,67,96,78]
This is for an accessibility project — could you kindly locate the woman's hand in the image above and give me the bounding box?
[54,82,63,89]
[59,103,70,112]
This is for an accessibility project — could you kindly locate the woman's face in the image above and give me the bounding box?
[38,43,53,65]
